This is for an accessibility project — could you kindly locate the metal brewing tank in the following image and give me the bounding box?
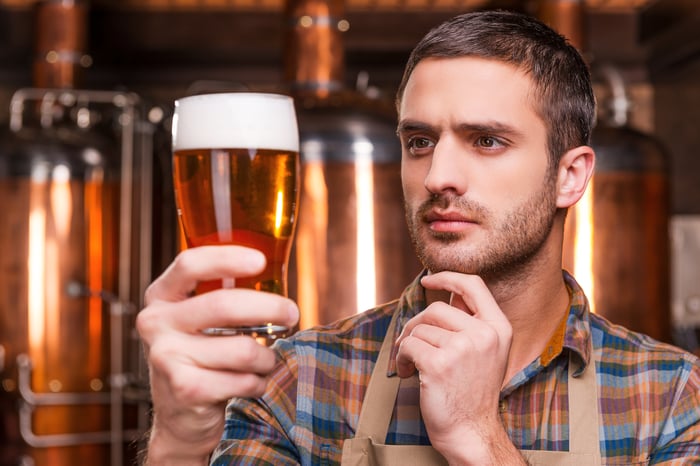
[564,66,672,343]
[587,125,671,342]
[284,0,421,328]
[589,67,671,342]
[292,95,420,327]
[0,2,149,464]
[0,90,124,466]
[537,0,671,343]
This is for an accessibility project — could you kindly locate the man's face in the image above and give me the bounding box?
[398,57,558,278]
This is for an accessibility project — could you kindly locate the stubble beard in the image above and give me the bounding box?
[405,181,558,283]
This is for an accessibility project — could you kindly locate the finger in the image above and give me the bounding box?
[397,302,470,346]
[150,333,279,375]
[421,272,508,326]
[152,362,270,404]
[145,246,266,304]
[138,288,299,340]
[192,336,278,374]
[408,322,453,349]
[396,334,437,378]
[181,288,298,331]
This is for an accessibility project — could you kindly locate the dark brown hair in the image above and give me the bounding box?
[396,10,596,165]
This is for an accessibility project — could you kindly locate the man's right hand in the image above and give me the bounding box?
[136,245,299,465]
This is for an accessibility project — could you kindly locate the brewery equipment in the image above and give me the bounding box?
[575,66,671,342]
[284,0,422,328]
[0,1,153,464]
[537,0,672,342]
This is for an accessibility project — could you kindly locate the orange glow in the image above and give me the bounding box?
[354,143,376,313]
[45,230,60,380]
[274,190,284,236]
[85,171,105,376]
[50,165,72,237]
[573,182,595,313]
[47,166,73,377]
[273,150,288,238]
[28,178,47,369]
[296,162,328,329]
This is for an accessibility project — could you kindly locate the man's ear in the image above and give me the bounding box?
[556,145,595,209]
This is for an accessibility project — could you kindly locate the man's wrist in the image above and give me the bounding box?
[434,423,526,466]
[144,427,213,466]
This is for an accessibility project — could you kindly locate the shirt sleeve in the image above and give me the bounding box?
[650,354,700,465]
[210,340,301,465]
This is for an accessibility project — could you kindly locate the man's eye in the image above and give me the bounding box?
[476,136,504,149]
[406,136,435,154]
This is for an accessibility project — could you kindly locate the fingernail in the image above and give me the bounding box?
[250,250,266,269]
[288,301,300,326]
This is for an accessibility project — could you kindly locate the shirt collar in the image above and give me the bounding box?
[561,271,592,376]
[386,270,593,377]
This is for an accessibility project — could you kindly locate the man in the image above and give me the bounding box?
[137,10,700,465]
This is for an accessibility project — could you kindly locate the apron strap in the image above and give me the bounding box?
[354,310,602,458]
[567,338,601,454]
[354,311,400,441]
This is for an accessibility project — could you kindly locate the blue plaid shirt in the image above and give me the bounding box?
[211,271,700,465]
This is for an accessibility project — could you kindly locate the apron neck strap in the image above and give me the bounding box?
[354,311,400,440]
[354,311,601,456]
[567,338,601,454]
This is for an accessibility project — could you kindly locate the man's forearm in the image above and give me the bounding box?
[436,423,527,466]
[140,426,213,466]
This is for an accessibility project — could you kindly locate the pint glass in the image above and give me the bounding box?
[172,92,300,338]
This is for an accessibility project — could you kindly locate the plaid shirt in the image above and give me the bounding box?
[211,271,700,465]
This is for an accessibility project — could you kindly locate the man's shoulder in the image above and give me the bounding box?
[590,312,700,378]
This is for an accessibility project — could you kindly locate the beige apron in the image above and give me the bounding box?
[341,312,603,466]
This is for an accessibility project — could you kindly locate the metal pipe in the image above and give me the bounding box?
[536,0,585,50]
[597,65,631,127]
[284,0,346,98]
[19,402,141,449]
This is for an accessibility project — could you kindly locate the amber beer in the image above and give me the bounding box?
[172,93,300,337]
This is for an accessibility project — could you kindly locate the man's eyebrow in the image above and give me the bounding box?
[396,120,435,135]
[397,120,525,139]
[455,122,525,139]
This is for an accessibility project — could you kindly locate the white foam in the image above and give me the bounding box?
[172,93,299,152]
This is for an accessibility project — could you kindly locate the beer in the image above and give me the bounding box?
[172,92,300,337]
[173,147,299,295]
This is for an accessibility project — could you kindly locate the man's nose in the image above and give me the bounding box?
[424,138,468,196]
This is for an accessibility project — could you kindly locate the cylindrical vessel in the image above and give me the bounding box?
[539,0,672,342]
[568,123,671,342]
[0,1,143,464]
[33,0,90,89]
[0,97,120,466]
[284,0,421,329]
[535,0,584,50]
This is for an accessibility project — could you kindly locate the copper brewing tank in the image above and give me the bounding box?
[538,0,672,342]
[0,2,148,464]
[0,94,119,465]
[567,67,671,342]
[284,0,421,329]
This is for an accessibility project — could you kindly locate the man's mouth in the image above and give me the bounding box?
[423,209,478,233]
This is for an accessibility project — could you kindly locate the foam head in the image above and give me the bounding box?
[172,92,299,152]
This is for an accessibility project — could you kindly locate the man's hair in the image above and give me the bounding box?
[396,10,596,165]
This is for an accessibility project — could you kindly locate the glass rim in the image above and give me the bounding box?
[175,91,293,106]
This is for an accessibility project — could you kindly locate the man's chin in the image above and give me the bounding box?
[420,254,480,276]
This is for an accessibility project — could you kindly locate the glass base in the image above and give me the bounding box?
[201,324,289,340]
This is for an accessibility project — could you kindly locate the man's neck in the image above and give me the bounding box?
[493,267,570,385]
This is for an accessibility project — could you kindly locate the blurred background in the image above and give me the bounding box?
[0,0,699,464]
